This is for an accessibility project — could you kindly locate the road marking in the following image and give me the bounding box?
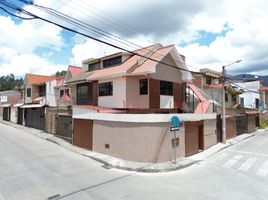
[238,157,257,171]
[227,150,268,157]
[256,161,268,177]
[223,155,243,168]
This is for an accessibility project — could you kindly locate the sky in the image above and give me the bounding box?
[0,0,268,78]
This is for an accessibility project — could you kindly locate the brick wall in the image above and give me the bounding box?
[173,83,183,109]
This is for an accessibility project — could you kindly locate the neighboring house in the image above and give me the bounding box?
[0,90,21,121]
[192,68,242,112]
[235,79,261,110]
[260,85,268,110]
[21,74,55,130]
[65,44,192,111]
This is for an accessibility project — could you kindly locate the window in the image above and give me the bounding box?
[225,93,229,102]
[160,80,173,95]
[39,85,46,97]
[77,84,89,98]
[206,76,212,85]
[64,89,69,96]
[60,90,64,97]
[103,56,122,68]
[240,98,244,108]
[139,79,148,95]
[255,98,259,109]
[99,82,113,96]
[88,62,101,71]
[27,88,31,97]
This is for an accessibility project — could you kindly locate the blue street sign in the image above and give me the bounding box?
[171,116,180,127]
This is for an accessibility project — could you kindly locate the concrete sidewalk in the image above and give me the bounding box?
[0,119,259,173]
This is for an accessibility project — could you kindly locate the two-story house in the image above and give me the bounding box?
[66,44,191,112]
[21,74,55,130]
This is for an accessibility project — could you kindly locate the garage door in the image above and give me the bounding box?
[226,116,237,139]
[73,119,93,150]
[185,121,204,157]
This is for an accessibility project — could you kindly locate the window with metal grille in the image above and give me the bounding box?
[160,80,173,95]
[139,79,148,95]
[103,56,122,68]
[88,62,101,71]
[99,82,113,96]
[27,88,31,97]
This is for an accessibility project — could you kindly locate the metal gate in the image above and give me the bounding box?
[45,108,58,134]
[18,108,23,125]
[216,114,222,143]
[226,116,237,139]
[73,119,93,150]
[3,107,10,121]
[236,114,247,135]
[25,107,45,130]
[185,121,204,157]
[56,115,72,142]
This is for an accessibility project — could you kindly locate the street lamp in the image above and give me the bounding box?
[222,60,242,144]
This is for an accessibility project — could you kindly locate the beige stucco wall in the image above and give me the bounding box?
[98,77,127,108]
[125,76,149,108]
[93,120,185,163]
[151,54,182,83]
[203,119,217,149]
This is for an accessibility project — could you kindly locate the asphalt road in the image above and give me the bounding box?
[0,122,268,200]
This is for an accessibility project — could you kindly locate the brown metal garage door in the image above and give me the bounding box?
[226,116,237,139]
[73,119,93,150]
[185,121,204,157]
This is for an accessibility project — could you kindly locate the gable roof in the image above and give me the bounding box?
[68,65,82,76]
[25,74,55,85]
[65,44,190,83]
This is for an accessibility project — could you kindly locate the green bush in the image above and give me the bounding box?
[259,121,268,129]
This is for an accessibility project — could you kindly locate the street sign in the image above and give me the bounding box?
[170,116,182,165]
[171,116,180,127]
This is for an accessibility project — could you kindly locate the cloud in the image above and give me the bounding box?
[0,53,66,77]
[0,15,64,77]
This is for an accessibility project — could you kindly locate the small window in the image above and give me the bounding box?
[255,98,259,109]
[225,93,229,102]
[27,88,31,97]
[139,79,148,95]
[60,90,64,97]
[240,98,244,108]
[64,89,69,96]
[206,76,212,85]
[88,62,101,71]
[103,56,122,68]
[160,81,173,96]
[99,82,113,96]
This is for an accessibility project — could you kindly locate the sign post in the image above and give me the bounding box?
[170,116,181,164]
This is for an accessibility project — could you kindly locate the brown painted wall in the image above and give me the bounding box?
[92,81,98,106]
[149,78,160,109]
[92,120,185,163]
[203,119,217,149]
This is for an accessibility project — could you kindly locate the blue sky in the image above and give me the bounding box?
[0,0,268,77]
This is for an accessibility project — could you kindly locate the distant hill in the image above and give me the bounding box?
[234,74,268,86]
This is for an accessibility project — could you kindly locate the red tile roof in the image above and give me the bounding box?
[68,65,82,76]
[188,83,210,114]
[85,44,177,81]
[26,74,55,85]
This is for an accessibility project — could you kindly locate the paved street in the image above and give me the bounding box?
[0,123,268,200]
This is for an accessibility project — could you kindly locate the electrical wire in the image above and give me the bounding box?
[19,0,201,72]
[2,0,199,74]
[0,6,35,20]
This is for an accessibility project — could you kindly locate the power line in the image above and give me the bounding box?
[19,0,201,72]
[3,0,199,75]
[0,6,35,20]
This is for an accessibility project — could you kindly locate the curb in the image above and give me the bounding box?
[0,120,258,173]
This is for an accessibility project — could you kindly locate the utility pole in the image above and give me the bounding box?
[221,60,242,144]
